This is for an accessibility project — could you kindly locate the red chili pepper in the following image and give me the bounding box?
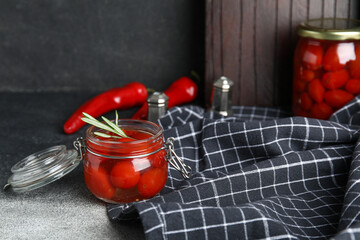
[64,82,147,134]
[131,76,198,120]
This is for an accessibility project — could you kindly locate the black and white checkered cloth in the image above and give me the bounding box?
[108,96,360,240]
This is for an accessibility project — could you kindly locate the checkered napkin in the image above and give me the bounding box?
[108,96,360,240]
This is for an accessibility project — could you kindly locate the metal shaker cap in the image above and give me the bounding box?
[147,92,169,123]
[211,76,234,116]
[213,76,234,91]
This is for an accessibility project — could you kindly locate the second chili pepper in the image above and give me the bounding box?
[64,82,148,134]
[131,76,198,120]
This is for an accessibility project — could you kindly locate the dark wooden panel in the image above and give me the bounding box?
[222,0,241,103]
[291,0,308,46]
[212,0,223,79]
[239,0,256,106]
[205,0,220,105]
[275,0,292,106]
[205,0,213,102]
[238,1,256,105]
[205,0,359,107]
[335,0,348,18]
[308,0,322,19]
[350,0,360,19]
[255,0,277,106]
[324,0,336,18]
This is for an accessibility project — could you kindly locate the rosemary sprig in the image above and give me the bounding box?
[81,111,132,139]
[93,132,121,139]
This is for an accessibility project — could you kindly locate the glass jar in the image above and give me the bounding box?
[5,119,190,202]
[293,18,360,119]
[83,119,168,203]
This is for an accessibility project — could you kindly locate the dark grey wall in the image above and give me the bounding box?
[0,0,204,92]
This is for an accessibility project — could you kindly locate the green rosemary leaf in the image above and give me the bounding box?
[115,110,119,127]
[81,113,118,134]
[81,112,131,139]
[101,116,128,138]
[94,132,121,138]
[82,112,97,121]
[81,117,117,134]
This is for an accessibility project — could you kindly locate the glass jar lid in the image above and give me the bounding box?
[297,18,360,40]
[5,145,81,193]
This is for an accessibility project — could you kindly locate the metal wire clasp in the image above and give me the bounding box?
[164,137,191,179]
[73,137,86,160]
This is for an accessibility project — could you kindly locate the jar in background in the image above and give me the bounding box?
[293,18,360,119]
[84,119,168,203]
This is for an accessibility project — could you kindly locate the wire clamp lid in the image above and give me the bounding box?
[164,137,192,179]
[73,137,86,160]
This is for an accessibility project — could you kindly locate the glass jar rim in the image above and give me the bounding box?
[297,18,360,40]
[86,119,164,147]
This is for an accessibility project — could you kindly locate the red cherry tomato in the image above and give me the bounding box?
[323,44,343,71]
[324,90,354,108]
[321,69,349,89]
[308,79,325,103]
[84,165,115,200]
[292,92,306,117]
[300,92,313,110]
[309,102,333,120]
[293,106,309,117]
[301,68,315,82]
[292,92,301,105]
[345,79,360,95]
[300,43,323,70]
[296,67,315,82]
[150,150,166,168]
[137,166,168,198]
[348,44,360,78]
[323,43,355,71]
[293,78,307,92]
[110,161,140,189]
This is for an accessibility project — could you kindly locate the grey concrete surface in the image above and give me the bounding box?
[0,92,145,240]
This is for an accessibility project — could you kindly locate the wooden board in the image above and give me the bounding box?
[205,0,359,107]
